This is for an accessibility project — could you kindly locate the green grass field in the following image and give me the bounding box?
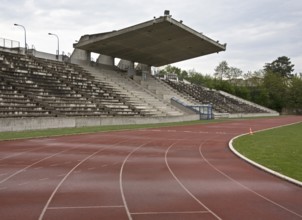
[233,122,302,182]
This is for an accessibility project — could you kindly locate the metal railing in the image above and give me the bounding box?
[171,97,213,120]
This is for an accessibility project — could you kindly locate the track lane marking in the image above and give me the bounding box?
[131,210,209,215]
[198,144,302,218]
[0,147,76,184]
[48,205,124,209]
[120,142,150,220]
[0,145,54,162]
[38,140,127,220]
[165,142,222,220]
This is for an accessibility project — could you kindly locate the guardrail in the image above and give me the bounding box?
[171,97,213,120]
[0,38,20,48]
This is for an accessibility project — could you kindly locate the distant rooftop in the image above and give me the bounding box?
[74,12,226,67]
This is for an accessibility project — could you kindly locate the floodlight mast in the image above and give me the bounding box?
[14,23,27,53]
[48,33,60,60]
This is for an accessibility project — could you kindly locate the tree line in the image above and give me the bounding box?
[158,56,302,114]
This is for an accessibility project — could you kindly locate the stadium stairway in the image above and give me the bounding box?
[80,64,186,117]
[133,75,200,106]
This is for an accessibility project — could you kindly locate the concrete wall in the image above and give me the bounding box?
[0,115,200,132]
[30,50,63,61]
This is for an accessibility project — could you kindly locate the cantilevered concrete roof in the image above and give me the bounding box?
[74,15,226,67]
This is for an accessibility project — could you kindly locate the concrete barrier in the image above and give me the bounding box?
[0,115,200,132]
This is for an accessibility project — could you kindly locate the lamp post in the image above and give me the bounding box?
[48,33,59,60]
[14,23,27,53]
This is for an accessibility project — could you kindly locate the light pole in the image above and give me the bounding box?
[48,33,59,60]
[14,23,27,53]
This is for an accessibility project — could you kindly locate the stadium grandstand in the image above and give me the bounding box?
[0,11,278,132]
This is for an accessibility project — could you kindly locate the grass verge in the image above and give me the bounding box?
[0,119,225,141]
[233,122,302,182]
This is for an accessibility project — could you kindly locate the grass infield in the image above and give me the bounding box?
[233,122,302,182]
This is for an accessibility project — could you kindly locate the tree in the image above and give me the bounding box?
[287,76,302,110]
[264,56,294,78]
[228,67,243,79]
[158,65,188,80]
[214,61,229,79]
[263,71,288,112]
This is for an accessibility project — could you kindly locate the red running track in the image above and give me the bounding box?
[0,116,301,220]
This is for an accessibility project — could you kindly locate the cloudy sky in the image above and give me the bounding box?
[1,0,301,74]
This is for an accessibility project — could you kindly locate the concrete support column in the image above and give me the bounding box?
[118,59,135,77]
[70,35,91,62]
[136,63,151,80]
[96,54,114,66]
[136,63,151,73]
[70,48,91,62]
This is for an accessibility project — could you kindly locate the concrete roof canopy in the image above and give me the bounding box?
[74,11,226,67]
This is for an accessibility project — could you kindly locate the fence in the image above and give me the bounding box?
[171,97,213,120]
[0,38,20,49]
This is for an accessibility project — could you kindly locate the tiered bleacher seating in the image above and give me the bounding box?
[164,80,268,114]
[33,57,138,116]
[0,80,50,117]
[0,50,140,117]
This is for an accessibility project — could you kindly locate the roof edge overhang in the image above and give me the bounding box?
[74,15,226,66]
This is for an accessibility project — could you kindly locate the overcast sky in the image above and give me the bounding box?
[1,0,301,74]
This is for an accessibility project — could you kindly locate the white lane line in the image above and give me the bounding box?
[39,178,49,181]
[131,210,209,215]
[38,141,126,220]
[165,143,222,220]
[120,142,149,220]
[18,181,30,186]
[39,151,106,220]
[0,148,72,184]
[0,186,7,191]
[0,145,52,161]
[199,144,302,218]
[48,205,124,210]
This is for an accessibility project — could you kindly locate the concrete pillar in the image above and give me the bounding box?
[118,59,135,77]
[136,63,151,80]
[70,48,91,62]
[96,54,114,66]
[136,63,151,73]
[70,35,91,62]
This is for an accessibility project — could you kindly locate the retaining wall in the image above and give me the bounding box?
[0,115,200,132]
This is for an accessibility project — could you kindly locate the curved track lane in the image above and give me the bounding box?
[0,116,301,220]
